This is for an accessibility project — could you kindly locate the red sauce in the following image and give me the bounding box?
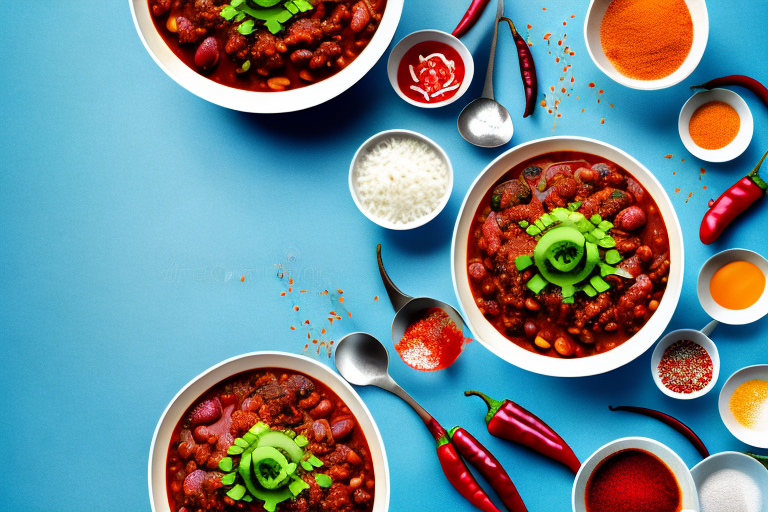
[586,449,681,512]
[396,41,464,103]
[394,308,468,371]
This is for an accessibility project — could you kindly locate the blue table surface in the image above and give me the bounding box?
[1,1,767,511]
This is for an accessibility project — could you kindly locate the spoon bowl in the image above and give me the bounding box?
[458,98,514,148]
[334,332,391,387]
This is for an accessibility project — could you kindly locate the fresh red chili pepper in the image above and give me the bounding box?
[466,390,581,473]
[449,426,528,512]
[428,419,502,512]
[608,406,709,458]
[500,17,537,118]
[700,150,768,244]
[452,0,491,38]
[691,75,768,108]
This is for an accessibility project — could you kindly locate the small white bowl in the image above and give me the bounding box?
[697,249,768,325]
[651,324,720,400]
[348,129,453,230]
[718,364,768,448]
[572,437,699,512]
[584,0,708,90]
[386,30,474,108]
[679,89,754,162]
[691,452,768,512]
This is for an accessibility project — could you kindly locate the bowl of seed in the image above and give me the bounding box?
[651,322,719,400]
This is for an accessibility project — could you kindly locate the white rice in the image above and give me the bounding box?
[354,136,449,225]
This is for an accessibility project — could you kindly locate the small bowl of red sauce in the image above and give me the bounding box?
[387,30,474,108]
[573,437,699,512]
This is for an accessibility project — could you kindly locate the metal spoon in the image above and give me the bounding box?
[334,332,433,425]
[376,245,466,364]
[457,0,513,148]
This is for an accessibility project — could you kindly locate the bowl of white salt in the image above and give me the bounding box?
[349,129,453,230]
[691,451,768,512]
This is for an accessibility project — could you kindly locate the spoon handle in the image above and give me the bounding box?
[376,244,413,312]
[481,0,504,100]
[377,375,434,425]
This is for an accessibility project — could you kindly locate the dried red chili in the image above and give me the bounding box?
[608,405,709,458]
[452,0,492,38]
[691,75,768,108]
[700,150,768,244]
[466,390,581,473]
[500,17,537,118]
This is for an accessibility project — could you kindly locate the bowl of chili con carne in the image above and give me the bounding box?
[149,351,389,512]
[451,136,683,377]
[130,0,404,112]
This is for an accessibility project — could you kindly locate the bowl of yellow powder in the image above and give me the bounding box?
[584,0,709,89]
[679,89,754,162]
[719,365,768,448]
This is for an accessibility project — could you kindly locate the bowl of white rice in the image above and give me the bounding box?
[349,129,453,230]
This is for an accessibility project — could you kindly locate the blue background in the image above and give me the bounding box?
[1,1,767,511]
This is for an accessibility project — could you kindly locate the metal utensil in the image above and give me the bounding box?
[334,332,433,424]
[376,244,466,352]
[457,0,513,148]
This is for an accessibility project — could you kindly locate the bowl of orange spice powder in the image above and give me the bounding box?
[679,88,754,162]
[584,0,708,89]
[719,365,768,448]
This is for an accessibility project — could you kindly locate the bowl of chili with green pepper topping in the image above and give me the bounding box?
[451,137,683,377]
[149,352,389,512]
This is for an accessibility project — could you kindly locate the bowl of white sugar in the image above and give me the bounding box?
[349,129,453,230]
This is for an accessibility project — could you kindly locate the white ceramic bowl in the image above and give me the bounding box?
[584,0,708,90]
[349,129,453,230]
[679,89,754,162]
[697,248,768,325]
[691,452,768,512]
[451,136,684,377]
[386,30,474,108]
[129,0,404,113]
[650,327,720,399]
[148,352,390,512]
[718,364,768,448]
[572,437,699,512]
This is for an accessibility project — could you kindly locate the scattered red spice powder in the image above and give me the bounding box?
[675,188,681,194]
[374,296,379,301]
[293,305,299,311]
[395,308,468,371]
[657,339,712,393]
[527,24,532,29]
[685,191,693,203]
[570,14,575,18]
[581,108,585,113]
[664,154,673,159]
[544,32,552,40]
[600,118,605,124]
[280,291,286,296]
[588,82,595,88]
[240,275,245,282]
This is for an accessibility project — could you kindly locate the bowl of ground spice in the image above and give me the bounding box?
[679,89,754,162]
[584,0,709,90]
[719,364,768,448]
[651,326,719,400]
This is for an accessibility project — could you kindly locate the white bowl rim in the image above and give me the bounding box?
[348,129,454,230]
[450,135,684,377]
[650,327,720,400]
[697,248,768,325]
[147,351,390,511]
[572,436,699,512]
[386,29,475,109]
[678,89,754,163]
[690,450,768,512]
[129,0,404,113]
[718,364,768,448]
[583,0,709,90]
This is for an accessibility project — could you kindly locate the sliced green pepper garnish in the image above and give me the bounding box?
[527,274,548,294]
[515,254,533,271]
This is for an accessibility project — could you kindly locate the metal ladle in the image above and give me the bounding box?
[376,244,465,353]
[457,0,513,148]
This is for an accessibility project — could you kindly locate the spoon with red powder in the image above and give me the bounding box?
[377,244,471,371]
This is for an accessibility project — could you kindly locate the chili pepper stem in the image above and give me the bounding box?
[465,390,504,424]
[500,16,518,35]
[747,150,768,191]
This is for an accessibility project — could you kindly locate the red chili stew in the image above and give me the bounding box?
[467,152,670,358]
[166,369,375,512]
[149,0,386,92]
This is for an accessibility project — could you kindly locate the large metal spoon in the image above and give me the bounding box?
[334,332,433,425]
[457,0,513,148]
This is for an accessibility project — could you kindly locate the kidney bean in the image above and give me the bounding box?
[480,280,496,295]
[171,481,182,493]
[525,298,540,310]
[312,419,333,442]
[554,337,574,357]
[312,399,334,418]
[484,300,500,316]
[605,322,618,332]
[185,460,197,474]
[614,206,647,231]
[267,77,290,91]
[350,1,370,32]
[634,305,647,318]
[331,418,355,439]
[193,426,210,443]
[524,321,537,338]
[194,37,219,70]
[648,299,659,311]
[290,49,313,64]
[194,443,211,466]
[299,70,316,82]
[534,336,551,350]
[189,398,222,426]
[579,330,596,344]
[468,262,487,281]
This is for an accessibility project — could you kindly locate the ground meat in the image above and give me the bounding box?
[353,488,372,506]
[322,483,352,511]
[321,4,351,34]
[310,42,342,69]
[496,197,546,226]
[648,253,671,282]
[229,410,259,437]
[481,212,503,255]
[176,17,206,44]
[578,187,633,219]
[574,292,612,328]
[191,0,221,28]
[619,246,653,277]
[612,231,642,255]
[544,177,579,209]
[150,0,171,16]
[250,31,287,75]
[614,275,652,323]
[290,49,314,65]
[283,18,324,46]
[592,162,626,188]
[224,32,248,60]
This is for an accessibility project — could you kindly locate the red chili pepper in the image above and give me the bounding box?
[700,150,768,244]
[691,75,768,108]
[500,17,537,118]
[449,426,528,512]
[427,419,502,512]
[466,390,581,473]
[452,0,491,38]
[608,406,709,458]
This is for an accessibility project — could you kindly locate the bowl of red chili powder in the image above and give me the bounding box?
[584,0,709,89]
[573,437,699,512]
